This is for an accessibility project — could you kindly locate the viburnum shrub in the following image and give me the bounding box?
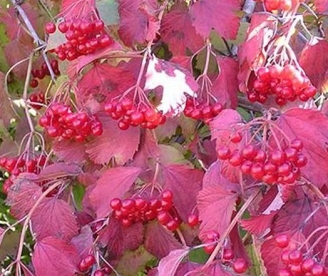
[1,0,328,275]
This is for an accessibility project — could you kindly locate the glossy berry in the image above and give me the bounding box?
[275,234,290,248]
[187,214,199,227]
[78,254,95,272]
[45,22,56,34]
[288,249,303,265]
[93,270,105,276]
[233,258,248,274]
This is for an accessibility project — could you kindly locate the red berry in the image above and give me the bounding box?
[233,258,248,274]
[157,211,172,225]
[242,144,257,160]
[222,248,234,260]
[230,132,243,143]
[162,190,173,202]
[311,264,325,276]
[270,149,286,165]
[217,145,231,160]
[301,258,315,272]
[110,198,122,210]
[121,199,135,210]
[78,254,95,272]
[165,219,179,231]
[204,244,216,254]
[275,234,289,248]
[93,270,105,276]
[288,249,303,265]
[290,139,303,150]
[228,151,243,166]
[45,22,56,34]
[187,214,199,227]
[278,269,293,276]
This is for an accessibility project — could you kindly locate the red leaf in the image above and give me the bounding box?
[299,39,328,90]
[162,165,203,222]
[190,0,240,39]
[53,139,86,163]
[161,2,204,55]
[32,236,79,276]
[77,63,135,108]
[188,262,234,275]
[71,226,94,259]
[212,56,239,109]
[98,217,144,260]
[38,163,82,180]
[197,161,239,240]
[7,178,42,220]
[60,0,96,20]
[86,114,140,165]
[0,72,16,127]
[117,0,159,46]
[157,248,190,276]
[240,212,277,237]
[88,166,142,218]
[144,220,183,259]
[274,108,328,187]
[31,197,79,241]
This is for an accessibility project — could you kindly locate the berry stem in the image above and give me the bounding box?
[205,188,261,265]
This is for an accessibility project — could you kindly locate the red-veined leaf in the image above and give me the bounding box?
[32,236,79,276]
[190,0,241,39]
[31,197,79,241]
[88,166,142,218]
[157,248,190,276]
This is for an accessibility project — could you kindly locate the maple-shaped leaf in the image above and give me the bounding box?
[144,220,183,259]
[273,108,328,188]
[157,248,190,276]
[98,217,144,260]
[162,164,203,222]
[32,236,79,276]
[299,38,328,90]
[53,139,87,163]
[197,161,239,240]
[31,197,79,241]
[117,0,159,46]
[88,166,141,218]
[86,114,140,165]
[6,178,42,220]
[77,63,135,108]
[211,56,239,109]
[144,56,198,116]
[161,2,204,55]
[190,0,241,39]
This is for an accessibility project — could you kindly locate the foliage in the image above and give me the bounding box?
[0,0,328,275]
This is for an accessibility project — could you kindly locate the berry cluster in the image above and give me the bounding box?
[110,190,181,231]
[275,235,327,276]
[39,102,103,142]
[217,137,307,185]
[104,97,166,130]
[30,59,60,88]
[29,91,46,110]
[183,97,223,124]
[202,231,248,274]
[248,64,316,106]
[46,18,113,61]
[0,155,47,193]
[187,214,199,227]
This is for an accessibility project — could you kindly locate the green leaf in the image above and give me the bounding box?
[189,247,208,264]
[72,183,85,211]
[96,0,119,25]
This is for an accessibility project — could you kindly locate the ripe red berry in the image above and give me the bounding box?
[275,234,289,248]
[162,190,173,202]
[165,219,179,231]
[311,264,325,276]
[217,145,231,160]
[187,214,199,227]
[78,254,95,272]
[278,269,293,276]
[157,211,172,225]
[233,258,248,274]
[301,258,315,272]
[93,270,105,276]
[204,244,216,254]
[288,249,303,265]
[110,198,122,210]
[45,22,56,34]
[222,248,234,260]
[230,132,243,143]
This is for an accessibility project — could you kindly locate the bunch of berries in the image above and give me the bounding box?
[39,102,103,142]
[30,59,60,88]
[0,155,47,193]
[247,64,316,106]
[110,190,181,231]
[255,0,305,12]
[217,136,307,185]
[104,97,166,130]
[45,17,113,61]
[275,235,327,276]
[29,91,47,110]
[183,97,223,124]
